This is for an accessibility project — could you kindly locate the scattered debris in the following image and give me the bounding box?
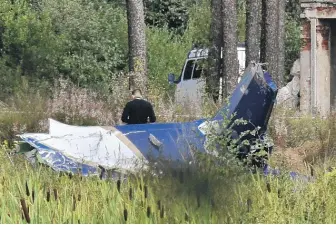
[16,63,278,177]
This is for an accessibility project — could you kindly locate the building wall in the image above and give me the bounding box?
[300,2,336,116]
[316,20,330,116]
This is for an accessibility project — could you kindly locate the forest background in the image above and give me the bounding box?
[0,0,301,139]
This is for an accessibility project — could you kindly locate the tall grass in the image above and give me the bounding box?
[2,75,336,223]
[0,76,219,144]
[1,141,336,223]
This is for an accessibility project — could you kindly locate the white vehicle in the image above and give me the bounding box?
[168,43,246,107]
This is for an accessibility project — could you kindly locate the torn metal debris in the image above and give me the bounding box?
[16,63,278,177]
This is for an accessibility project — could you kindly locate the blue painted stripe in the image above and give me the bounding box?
[212,68,255,121]
[115,120,206,161]
[212,70,277,135]
[21,136,98,176]
[109,127,146,159]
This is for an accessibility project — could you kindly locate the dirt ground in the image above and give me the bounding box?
[270,141,323,174]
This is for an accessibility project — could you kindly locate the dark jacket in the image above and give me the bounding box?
[121,98,156,124]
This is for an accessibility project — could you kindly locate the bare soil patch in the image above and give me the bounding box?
[270,141,322,173]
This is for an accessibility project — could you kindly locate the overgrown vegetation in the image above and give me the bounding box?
[2,137,336,223]
[0,0,302,134]
[2,0,331,223]
[0,0,300,96]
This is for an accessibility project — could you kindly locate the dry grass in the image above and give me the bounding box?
[3,77,336,174]
[2,79,336,223]
[0,76,220,144]
[268,106,336,173]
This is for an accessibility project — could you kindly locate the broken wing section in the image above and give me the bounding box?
[212,63,277,131]
[114,120,207,163]
[17,119,147,176]
[198,63,278,166]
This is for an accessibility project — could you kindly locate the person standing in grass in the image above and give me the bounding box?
[121,89,156,124]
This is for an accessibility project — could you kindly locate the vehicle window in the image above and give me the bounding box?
[183,60,195,80]
[192,59,205,79]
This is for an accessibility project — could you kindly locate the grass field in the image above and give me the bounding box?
[0,86,336,223]
[1,139,336,224]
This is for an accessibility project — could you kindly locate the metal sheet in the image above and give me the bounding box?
[17,63,278,176]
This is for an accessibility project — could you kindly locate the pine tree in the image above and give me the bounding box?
[207,0,223,102]
[245,0,261,66]
[222,0,238,97]
[126,0,148,92]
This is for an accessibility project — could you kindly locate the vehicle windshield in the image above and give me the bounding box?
[175,58,207,83]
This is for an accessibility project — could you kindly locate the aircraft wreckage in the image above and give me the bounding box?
[16,63,280,178]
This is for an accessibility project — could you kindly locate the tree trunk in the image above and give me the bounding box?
[277,0,286,87]
[264,0,280,87]
[126,0,147,92]
[222,0,238,97]
[207,0,223,102]
[245,0,261,67]
[0,25,3,58]
[260,0,266,63]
